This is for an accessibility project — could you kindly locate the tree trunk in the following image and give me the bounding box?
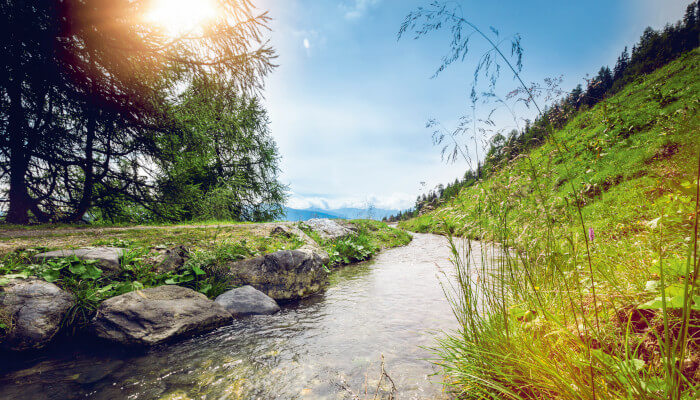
[67,110,96,222]
[5,76,30,224]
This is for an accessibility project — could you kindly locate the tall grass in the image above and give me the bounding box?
[398,5,700,398]
[434,150,699,399]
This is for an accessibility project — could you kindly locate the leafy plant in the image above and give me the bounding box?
[327,233,376,265]
[41,256,103,283]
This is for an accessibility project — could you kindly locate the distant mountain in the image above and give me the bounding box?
[281,208,342,222]
[281,207,399,221]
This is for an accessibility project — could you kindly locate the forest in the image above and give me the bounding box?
[0,0,286,225]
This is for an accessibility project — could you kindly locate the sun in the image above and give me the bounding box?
[144,0,218,37]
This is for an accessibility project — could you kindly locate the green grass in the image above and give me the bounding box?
[0,223,306,334]
[401,49,700,399]
[301,219,412,267]
[0,219,256,232]
[0,219,408,336]
[0,223,302,256]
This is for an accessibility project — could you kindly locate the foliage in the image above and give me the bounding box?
[300,220,411,268]
[152,77,286,222]
[326,233,375,266]
[0,0,277,224]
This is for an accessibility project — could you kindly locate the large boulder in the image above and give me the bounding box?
[91,285,232,346]
[301,218,354,240]
[214,285,280,317]
[227,248,328,300]
[33,247,125,276]
[0,279,75,351]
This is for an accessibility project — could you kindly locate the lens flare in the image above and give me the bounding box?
[145,0,217,37]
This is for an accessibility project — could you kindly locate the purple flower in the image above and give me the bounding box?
[588,227,595,242]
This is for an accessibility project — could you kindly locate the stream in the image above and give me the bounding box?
[0,233,468,399]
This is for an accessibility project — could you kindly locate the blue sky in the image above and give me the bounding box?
[259,0,691,211]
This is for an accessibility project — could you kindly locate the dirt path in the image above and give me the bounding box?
[0,221,293,239]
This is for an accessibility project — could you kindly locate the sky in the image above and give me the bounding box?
[257,0,691,211]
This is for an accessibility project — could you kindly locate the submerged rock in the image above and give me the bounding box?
[0,279,75,351]
[227,248,328,300]
[301,218,354,240]
[215,285,280,317]
[91,285,231,346]
[33,247,125,275]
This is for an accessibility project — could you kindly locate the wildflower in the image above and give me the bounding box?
[588,227,595,242]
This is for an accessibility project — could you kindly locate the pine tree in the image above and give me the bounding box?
[569,84,583,109]
[613,47,630,81]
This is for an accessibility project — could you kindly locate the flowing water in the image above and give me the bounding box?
[0,233,469,400]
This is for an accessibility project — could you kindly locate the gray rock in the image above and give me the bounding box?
[215,285,280,317]
[0,279,75,351]
[301,218,354,240]
[270,225,294,238]
[91,285,232,346]
[227,248,329,300]
[33,247,125,275]
[155,245,189,273]
[299,244,330,265]
[275,224,331,265]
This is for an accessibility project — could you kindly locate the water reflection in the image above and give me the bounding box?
[0,233,466,399]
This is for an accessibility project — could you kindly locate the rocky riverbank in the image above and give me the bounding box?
[0,219,410,357]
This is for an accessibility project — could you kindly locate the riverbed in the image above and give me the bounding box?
[0,233,467,399]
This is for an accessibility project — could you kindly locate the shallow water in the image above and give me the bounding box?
[0,233,468,400]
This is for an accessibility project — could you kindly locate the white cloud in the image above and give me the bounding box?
[287,192,416,211]
[341,0,380,20]
[303,38,310,49]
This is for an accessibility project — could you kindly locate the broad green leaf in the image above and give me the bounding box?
[665,284,685,297]
[42,269,61,283]
[81,264,102,280]
[669,295,686,308]
[191,265,206,276]
[639,294,686,310]
[68,263,86,276]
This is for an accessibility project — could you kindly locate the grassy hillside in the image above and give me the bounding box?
[401,49,700,399]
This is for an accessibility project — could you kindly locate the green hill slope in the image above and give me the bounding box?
[403,49,699,239]
[401,49,700,399]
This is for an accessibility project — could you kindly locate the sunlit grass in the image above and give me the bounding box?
[404,49,700,398]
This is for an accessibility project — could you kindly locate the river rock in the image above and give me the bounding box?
[0,279,75,351]
[301,219,354,240]
[91,285,232,346]
[33,247,125,275]
[227,248,328,300]
[279,224,331,265]
[215,285,280,317]
[155,245,190,273]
